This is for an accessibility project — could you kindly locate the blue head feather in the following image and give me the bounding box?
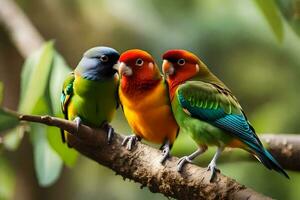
[75,46,120,81]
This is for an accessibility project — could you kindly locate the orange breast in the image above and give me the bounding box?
[119,80,178,144]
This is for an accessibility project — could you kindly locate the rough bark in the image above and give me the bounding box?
[18,113,272,200]
[261,134,300,171]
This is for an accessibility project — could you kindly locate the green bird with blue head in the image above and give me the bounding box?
[60,46,120,145]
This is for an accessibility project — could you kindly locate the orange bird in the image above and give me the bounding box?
[117,49,179,163]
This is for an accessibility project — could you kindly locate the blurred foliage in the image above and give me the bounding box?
[0,83,19,132]
[0,157,16,200]
[0,109,19,133]
[1,42,77,188]
[17,41,78,186]
[254,0,284,42]
[47,52,78,167]
[0,0,300,199]
[255,0,300,41]
[0,82,3,105]
[276,0,300,37]
[30,123,62,187]
[2,126,24,151]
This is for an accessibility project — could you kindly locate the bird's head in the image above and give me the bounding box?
[75,46,120,80]
[162,49,203,84]
[117,49,161,81]
[162,49,225,100]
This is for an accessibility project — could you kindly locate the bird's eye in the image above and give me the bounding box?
[177,59,185,66]
[100,55,109,62]
[136,58,144,66]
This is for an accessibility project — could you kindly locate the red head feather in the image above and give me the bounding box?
[119,49,161,96]
[119,49,154,64]
[162,49,201,100]
[162,49,199,64]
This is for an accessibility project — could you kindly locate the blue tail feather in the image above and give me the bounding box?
[245,141,289,179]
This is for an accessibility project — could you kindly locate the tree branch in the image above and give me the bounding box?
[215,134,300,172]
[261,134,300,171]
[18,113,273,200]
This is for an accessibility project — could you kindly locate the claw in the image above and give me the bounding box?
[122,135,138,150]
[177,156,192,172]
[102,122,114,144]
[73,117,82,133]
[176,147,207,173]
[207,146,223,182]
[106,126,114,144]
[207,163,220,182]
[160,145,170,164]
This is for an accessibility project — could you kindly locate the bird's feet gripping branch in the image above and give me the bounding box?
[207,147,223,182]
[102,122,115,144]
[122,135,141,150]
[74,116,82,133]
[159,140,171,164]
[177,146,207,172]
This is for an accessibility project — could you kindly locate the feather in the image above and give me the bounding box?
[176,81,289,178]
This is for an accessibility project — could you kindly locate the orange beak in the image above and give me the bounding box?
[162,60,175,76]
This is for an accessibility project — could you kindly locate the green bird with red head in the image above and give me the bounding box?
[162,49,289,181]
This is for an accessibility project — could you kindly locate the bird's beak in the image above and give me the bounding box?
[113,62,120,71]
[118,62,133,76]
[162,60,175,76]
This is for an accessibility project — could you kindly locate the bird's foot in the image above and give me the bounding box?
[207,162,220,182]
[122,135,139,150]
[176,148,205,172]
[177,156,192,172]
[73,117,82,133]
[106,126,114,144]
[159,144,170,164]
[102,122,114,144]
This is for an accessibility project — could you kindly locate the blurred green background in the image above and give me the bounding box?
[1,0,300,199]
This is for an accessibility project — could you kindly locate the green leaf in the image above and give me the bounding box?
[28,96,62,187]
[17,41,78,184]
[3,126,24,151]
[0,82,3,106]
[19,41,55,113]
[47,52,78,166]
[0,157,16,200]
[47,126,77,167]
[0,109,19,133]
[254,0,284,42]
[49,52,72,116]
[29,96,63,187]
[275,0,300,37]
[31,123,63,187]
[20,50,39,100]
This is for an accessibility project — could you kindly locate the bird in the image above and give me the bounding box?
[117,49,179,163]
[162,49,289,181]
[60,46,120,146]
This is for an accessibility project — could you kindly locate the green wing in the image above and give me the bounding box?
[176,81,261,147]
[60,72,75,143]
[176,81,289,178]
